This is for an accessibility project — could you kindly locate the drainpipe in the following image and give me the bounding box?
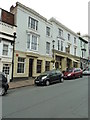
[11,32,16,82]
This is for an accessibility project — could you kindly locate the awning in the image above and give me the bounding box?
[67,57,80,63]
[55,53,66,58]
[72,58,79,63]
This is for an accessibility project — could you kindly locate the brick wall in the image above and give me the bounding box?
[1,9,14,26]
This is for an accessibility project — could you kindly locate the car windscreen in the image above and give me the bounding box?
[66,68,73,72]
[40,72,49,76]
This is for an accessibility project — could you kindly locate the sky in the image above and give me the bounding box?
[0,0,89,35]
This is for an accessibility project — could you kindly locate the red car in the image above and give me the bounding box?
[63,68,83,79]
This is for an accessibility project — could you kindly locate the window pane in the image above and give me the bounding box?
[46,42,50,54]
[3,44,8,55]
[28,17,38,31]
[27,34,30,49]
[46,27,50,36]
[58,40,60,50]
[45,61,50,71]
[61,41,63,51]
[17,57,25,73]
[68,34,70,40]
[31,35,37,50]
[31,18,35,29]
[37,60,42,73]
[59,29,63,37]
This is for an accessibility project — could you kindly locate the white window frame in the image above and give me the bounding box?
[31,35,38,51]
[68,34,70,41]
[61,41,63,51]
[74,47,77,56]
[46,27,50,37]
[2,44,8,56]
[28,17,38,31]
[58,28,63,37]
[17,57,25,74]
[58,40,64,51]
[74,37,76,44]
[3,64,10,75]
[27,34,38,51]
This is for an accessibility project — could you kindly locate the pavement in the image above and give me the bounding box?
[8,78,35,89]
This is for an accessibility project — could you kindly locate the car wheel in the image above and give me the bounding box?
[73,75,75,79]
[80,74,83,78]
[45,80,50,86]
[0,87,6,96]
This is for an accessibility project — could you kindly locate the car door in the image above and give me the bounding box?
[74,68,78,78]
[55,70,61,81]
[49,70,57,83]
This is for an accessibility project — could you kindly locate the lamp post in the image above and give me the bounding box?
[52,40,55,69]
[11,32,16,82]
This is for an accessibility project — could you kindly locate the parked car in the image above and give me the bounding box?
[63,68,83,79]
[34,69,64,86]
[0,72,9,96]
[83,67,90,75]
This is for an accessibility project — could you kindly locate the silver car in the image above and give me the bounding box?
[83,68,90,75]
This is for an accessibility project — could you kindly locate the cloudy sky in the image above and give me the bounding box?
[0,0,89,35]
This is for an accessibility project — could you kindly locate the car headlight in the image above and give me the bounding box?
[68,73,71,76]
[41,76,47,80]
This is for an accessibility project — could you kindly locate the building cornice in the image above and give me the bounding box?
[49,17,79,37]
[16,2,52,25]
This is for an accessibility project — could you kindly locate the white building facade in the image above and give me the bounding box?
[10,2,88,80]
[0,8,16,82]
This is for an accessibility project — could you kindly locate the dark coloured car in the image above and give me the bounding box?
[63,68,83,79]
[34,69,64,86]
[0,72,9,96]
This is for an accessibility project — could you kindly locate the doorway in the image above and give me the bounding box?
[29,59,33,77]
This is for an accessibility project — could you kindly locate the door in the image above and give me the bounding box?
[2,64,10,82]
[29,59,33,77]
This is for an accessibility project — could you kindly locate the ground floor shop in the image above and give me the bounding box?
[54,50,80,71]
[13,50,80,80]
[13,51,53,80]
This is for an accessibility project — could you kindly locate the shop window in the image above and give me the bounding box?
[37,60,42,73]
[17,57,25,73]
[45,61,50,71]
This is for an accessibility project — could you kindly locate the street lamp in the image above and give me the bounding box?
[11,32,16,82]
[52,40,55,69]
